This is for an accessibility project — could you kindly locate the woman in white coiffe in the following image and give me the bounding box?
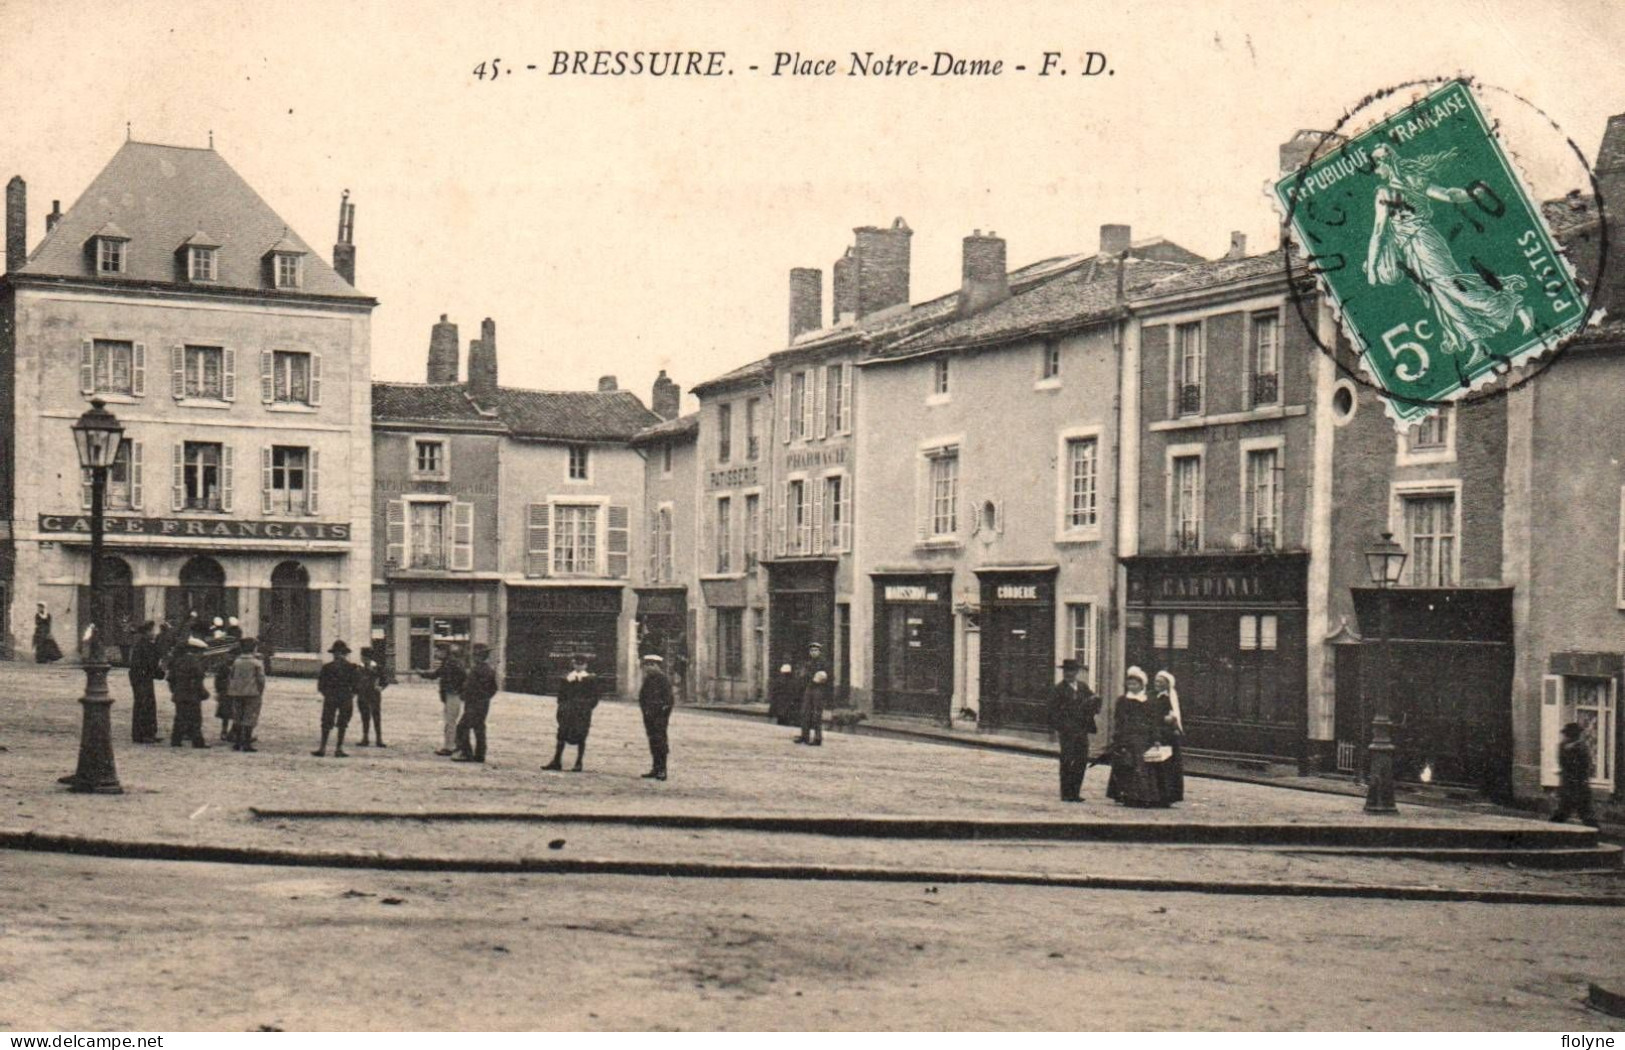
[1152,670,1185,804]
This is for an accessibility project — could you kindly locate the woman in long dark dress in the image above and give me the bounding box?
[33,604,62,664]
[128,621,165,743]
[1107,667,1172,808]
[544,652,600,771]
[1152,670,1185,804]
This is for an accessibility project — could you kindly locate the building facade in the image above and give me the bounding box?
[2,142,375,665]
[631,393,699,700]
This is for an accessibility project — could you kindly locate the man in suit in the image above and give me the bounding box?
[795,642,830,747]
[167,634,211,749]
[452,643,499,763]
[638,653,674,780]
[423,644,467,756]
[312,640,359,758]
[1048,658,1101,802]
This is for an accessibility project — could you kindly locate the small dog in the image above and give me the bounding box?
[827,710,868,733]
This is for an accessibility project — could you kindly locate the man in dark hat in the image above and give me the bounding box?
[1048,658,1101,802]
[452,642,498,763]
[312,640,359,758]
[167,634,211,749]
[795,642,830,747]
[544,651,599,772]
[423,643,466,756]
[638,653,674,780]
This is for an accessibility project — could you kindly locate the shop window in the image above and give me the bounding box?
[1239,614,1278,651]
[1153,613,1190,650]
[1544,676,1616,789]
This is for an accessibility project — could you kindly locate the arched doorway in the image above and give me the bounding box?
[166,555,232,629]
[262,560,317,653]
[78,555,139,665]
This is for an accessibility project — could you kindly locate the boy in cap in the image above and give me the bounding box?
[795,642,830,747]
[452,643,498,763]
[544,651,599,772]
[1550,722,1600,827]
[312,640,359,758]
[638,653,674,780]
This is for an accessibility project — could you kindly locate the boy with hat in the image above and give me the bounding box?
[1550,722,1601,827]
[354,646,388,748]
[226,638,267,752]
[1048,658,1102,802]
[452,643,498,763]
[312,640,359,758]
[795,642,830,747]
[544,651,599,772]
[638,653,674,780]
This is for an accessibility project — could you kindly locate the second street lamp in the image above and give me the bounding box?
[1362,530,1407,815]
[61,397,126,795]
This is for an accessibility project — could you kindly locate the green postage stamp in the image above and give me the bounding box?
[1274,79,1588,425]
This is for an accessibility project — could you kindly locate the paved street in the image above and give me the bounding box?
[2,848,1622,1031]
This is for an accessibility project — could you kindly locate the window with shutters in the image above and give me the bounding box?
[790,372,810,441]
[567,444,590,481]
[745,397,761,460]
[85,441,138,511]
[717,404,732,463]
[553,504,601,577]
[183,442,224,511]
[271,351,315,405]
[824,474,849,552]
[411,438,448,481]
[188,246,216,282]
[927,448,959,538]
[525,503,551,577]
[743,493,761,570]
[409,501,449,569]
[184,346,225,399]
[267,446,311,515]
[91,340,136,395]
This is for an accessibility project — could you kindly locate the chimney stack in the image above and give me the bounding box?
[332,189,356,286]
[651,370,681,420]
[1099,224,1132,257]
[831,248,856,324]
[46,200,61,235]
[1593,113,1625,320]
[850,217,912,319]
[6,176,25,274]
[598,375,619,391]
[957,230,1009,317]
[789,267,823,341]
[1226,231,1248,260]
[427,313,460,383]
[467,318,498,401]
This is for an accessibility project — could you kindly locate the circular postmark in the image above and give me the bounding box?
[1275,76,1609,423]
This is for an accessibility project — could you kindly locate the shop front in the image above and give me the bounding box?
[1123,553,1308,762]
[764,557,835,683]
[976,567,1058,732]
[636,586,691,701]
[505,584,622,696]
[375,580,499,676]
[871,572,954,722]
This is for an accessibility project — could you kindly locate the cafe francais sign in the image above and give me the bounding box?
[40,514,352,542]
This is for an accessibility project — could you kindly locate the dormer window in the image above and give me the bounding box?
[98,238,126,274]
[264,235,306,290]
[275,252,302,289]
[189,247,215,281]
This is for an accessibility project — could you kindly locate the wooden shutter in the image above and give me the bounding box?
[776,484,788,557]
[916,455,930,542]
[839,475,853,551]
[130,441,143,510]
[1540,674,1563,787]
[816,366,829,440]
[171,442,186,511]
[1617,486,1625,609]
[309,354,323,406]
[780,372,792,444]
[80,467,92,511]
[308,449,320,514]
[648,509,660,580]
[526,503,551,577]
[607,504,630,578]
[171,345,186,399]
[994,497,1005,535]
[222,347,236,401]
[801,375,815,441]
[260,447,274,514]
[220,445,235,512]
[451,501,474,571]
[812,477,825,554]
[386,500,406,568]
[839,363,853,433]
[80,339,95,395]
[260,351,274,403]
[132,342,147,396]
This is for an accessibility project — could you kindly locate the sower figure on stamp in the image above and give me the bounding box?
[312,640,359,758]
[544,652,599,772]
[1048,658,1101,803]
[639,653,674,780]
[452,643,498,764]
[795,642,830,747]
[424,644,466,757]
[129,620,164,744]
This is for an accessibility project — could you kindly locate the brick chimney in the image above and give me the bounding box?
[6,176,25,273]
[831,248,856,323]
[789,267,822,341]
[1226,231,1248,260]
[467,318,498,401]
[957,230,1009,316]
[427,313,459,383]
[1593,113,1625,320]
[598,375,618,391]
[1099,224,1132,257]
[46,200,61,235]
[332,189,356,286]
[651,370,681,421]
[852,217,912,319]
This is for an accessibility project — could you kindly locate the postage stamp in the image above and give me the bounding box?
[1274,79,1589,425]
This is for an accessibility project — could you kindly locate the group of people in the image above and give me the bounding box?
[1048,662,1184,807]
[309,640,394,757]
[768,641,832,747]
[124,614,272,751]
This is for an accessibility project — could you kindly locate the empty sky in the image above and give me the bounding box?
[4,0,1623,411]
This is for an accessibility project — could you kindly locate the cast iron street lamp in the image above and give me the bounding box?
[59,398,126,794]
[1363,530,1407,814]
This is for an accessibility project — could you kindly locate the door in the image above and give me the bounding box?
[874,594,953,721]
[770,590,832,680]
[981,603,1053,730]
[78,556,138,666]
[506,588,621,695]
[262,561,315,652]
[169,555,235,629]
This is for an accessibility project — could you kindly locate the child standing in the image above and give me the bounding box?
[1551,722,1601,828]
[227,639,267,752]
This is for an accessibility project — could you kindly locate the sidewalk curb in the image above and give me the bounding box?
[2,829,1621,906]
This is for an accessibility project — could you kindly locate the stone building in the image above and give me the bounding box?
[1,141,375,666]
[629,376,698,699]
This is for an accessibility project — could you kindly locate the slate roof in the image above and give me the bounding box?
[18,141,367,299]
[690,357,773,397]
[1133,249,1293,301]
[372,383,504,429]
[630,412,700,446]
[480,386,660,442]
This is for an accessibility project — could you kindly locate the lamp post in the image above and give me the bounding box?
[60,398,126,794]
[1363,530,1407,814]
